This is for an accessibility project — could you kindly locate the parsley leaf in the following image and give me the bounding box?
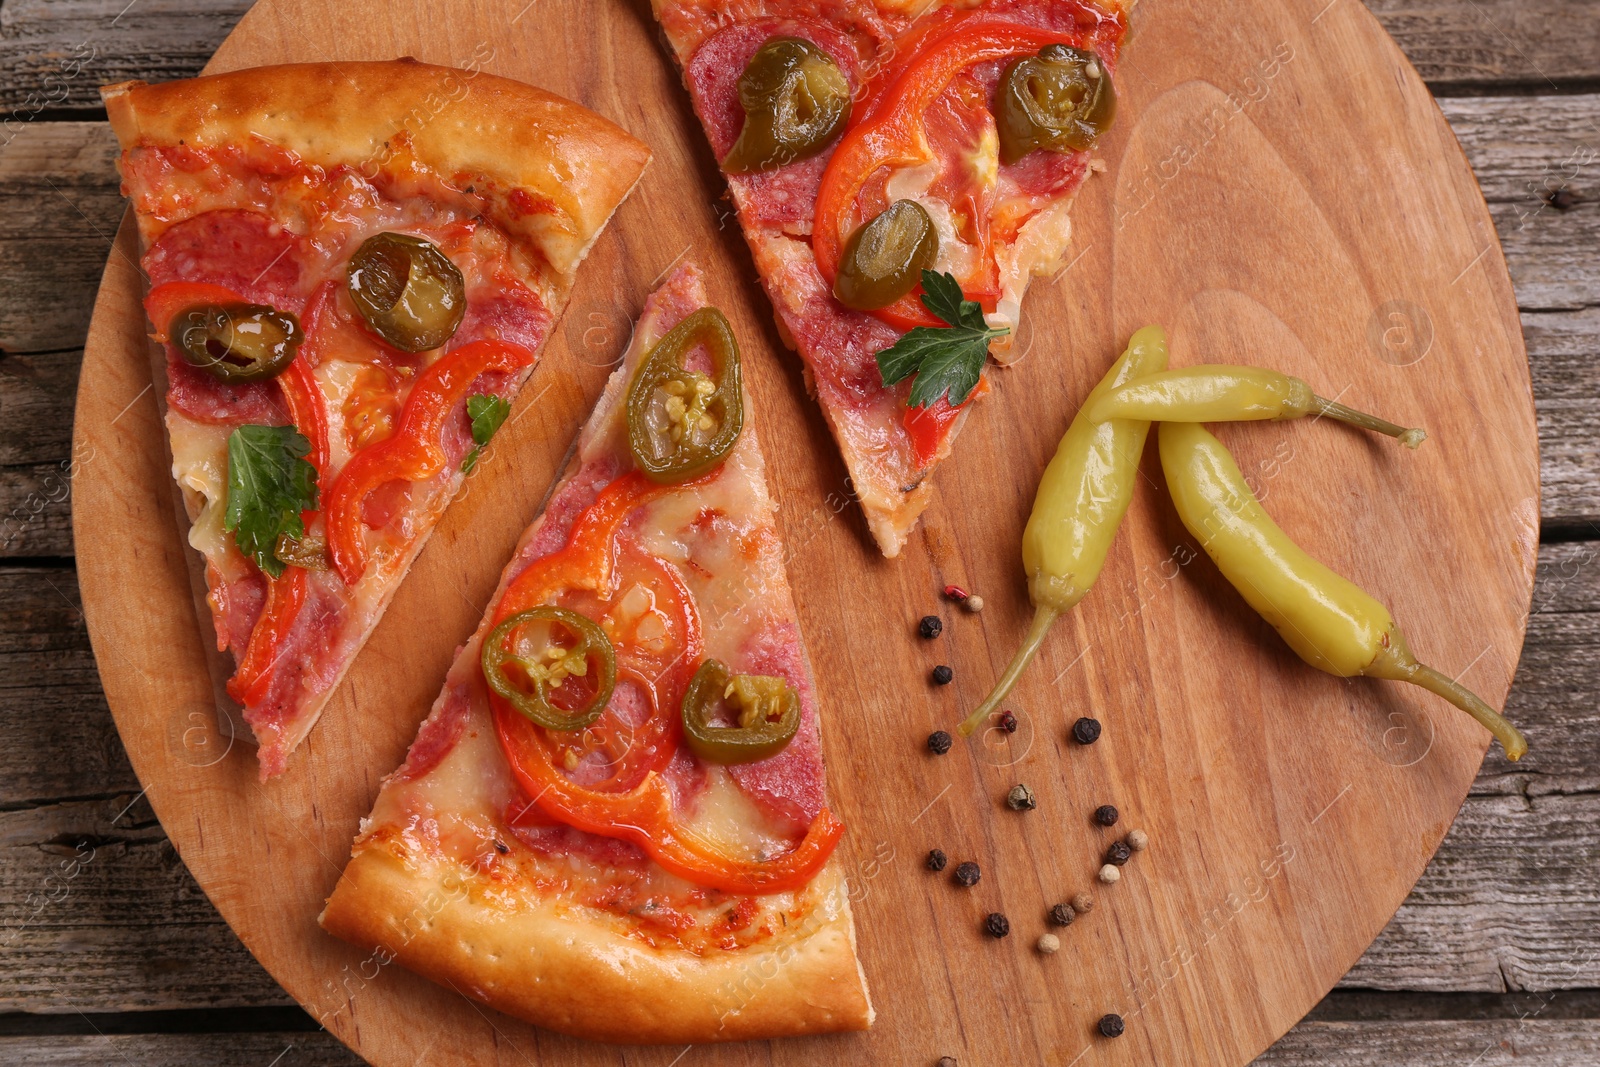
[461,393,512,472]
[224,425,319,580]
[875,270,1009,409]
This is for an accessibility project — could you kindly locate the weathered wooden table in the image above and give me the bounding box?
[1,2,1595,1063]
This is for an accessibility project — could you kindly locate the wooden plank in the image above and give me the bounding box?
[0,1033,358,1066]
[1,0,1597,116]
[1256,1020,1600,1064]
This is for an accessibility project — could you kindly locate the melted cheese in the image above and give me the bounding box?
[167,413,249,583]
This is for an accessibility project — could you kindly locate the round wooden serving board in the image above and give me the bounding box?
[72,0,1540,1063]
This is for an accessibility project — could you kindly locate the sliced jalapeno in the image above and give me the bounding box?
[681,659,801,764]
[481,607,617,732]
[626,307,744,483]
[347,232,466,352]
[834,199,939,311]
[174,303,303,383]
[996,44,1116,165]
[723,36,852,174]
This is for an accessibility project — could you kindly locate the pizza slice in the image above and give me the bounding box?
[651,0,1128,555]
[320,262,871,1042]
[101,60,650,778]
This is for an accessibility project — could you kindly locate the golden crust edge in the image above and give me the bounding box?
[100,59,651,281]
[318,844,874,1044]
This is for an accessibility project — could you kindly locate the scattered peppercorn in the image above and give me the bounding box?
[998,709,1018,733]
[1098,1013,1126,1038]
[963,594,984,613]
[1037,932,1060,954]
[1049,903,1076,927]
[1106,841,1132,866]
[1128,828,1150,852]
[932,665,954,685]
[953,861,981,887]
[1094,804,1119,826]
[926,848,948,872]
[919,615,944,639]
[927,729,953,755]
[493,840,509,854]
[943,584,969,602]
[1546,187,1580,211]
[984,912,1011,938]
[1098,863,1121,884]
[937,1057,958,1067]
[1006,783,1037,811]
[1072,891,1095,914]
[1072,716,1102,745]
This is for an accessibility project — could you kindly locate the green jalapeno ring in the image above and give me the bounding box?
[626,307,745,484]
[347,232,467,353]
[681,659,801,764]
[996,44,1116,165]
[834,199,940,311]
[481,606,617,732]
[174,302,304,383]
[723,36,853,174]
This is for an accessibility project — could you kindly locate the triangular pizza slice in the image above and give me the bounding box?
[651,0,1128,555]
[321,262,871,1042]
[102,60,650,777]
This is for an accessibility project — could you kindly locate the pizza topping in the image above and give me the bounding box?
[723,36,852,174]
[875,270,1008,409]
[681,659,801,765]
[223,424,320,579]
[626,307,744,484]
[346,232,467,353]
[460,393,511,473]
[996,44,1116,164]
[172,302,304,383]
[481,607,618,732]
[226,566,307,708]
[834,199,940,311]
[325,338,536,585]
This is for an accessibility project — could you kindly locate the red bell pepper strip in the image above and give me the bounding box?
[489,471,844,894]
[324,338,535,585]
[225,565,307,707]
[813,16,1091,331]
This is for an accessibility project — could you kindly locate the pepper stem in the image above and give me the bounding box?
[1366,631,1527,761]
[1311,395,1427,449]
[958,604,1060,737]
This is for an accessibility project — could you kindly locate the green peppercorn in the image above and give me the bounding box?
[1006,784,1037,811]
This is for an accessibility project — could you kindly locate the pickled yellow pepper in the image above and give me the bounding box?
[1089,366,1428,449]
[1158,421,1527,760]
[958,326,1169,737]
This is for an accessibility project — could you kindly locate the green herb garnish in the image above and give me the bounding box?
[462,393,512,473]
[875,270,1008,408]
[224,424,319,579]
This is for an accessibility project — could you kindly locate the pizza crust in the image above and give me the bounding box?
[100,59,650,283]
[319,843,874,1044]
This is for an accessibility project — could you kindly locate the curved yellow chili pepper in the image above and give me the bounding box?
[1158,420,1526,760]
[959,325,1169,736]
[1089,366,1427,449]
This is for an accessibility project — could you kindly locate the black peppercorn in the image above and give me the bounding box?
[919,615,943,639]
[1098,1013,1125,1038]
[932,665,954,685]
[983,912,1011,938]
[926,848,948,872]
[493,840,509,854]
[1546,187,1579,211]
[998,710,1018,733]
[1094,804,1119,826]
[1072,716,1102,745]
[1048,902,1075,927]
[953,861,980,887]
[927,729,953,755]
[1106,841,1132,866]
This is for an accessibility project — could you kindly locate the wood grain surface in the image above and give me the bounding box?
[58,0,1547,1064]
